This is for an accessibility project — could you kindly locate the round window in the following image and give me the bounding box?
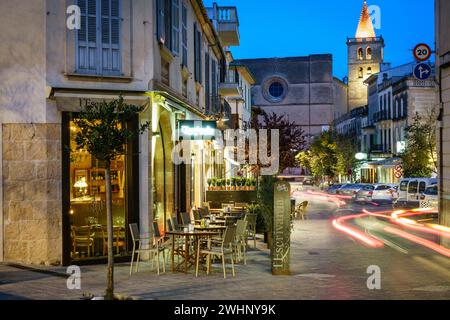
[263,77,288,103]
[269,82,284,98]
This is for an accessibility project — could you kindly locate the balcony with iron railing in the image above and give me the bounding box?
[207,5,240,46]
[219,68,243,98]
[373,110,390,123]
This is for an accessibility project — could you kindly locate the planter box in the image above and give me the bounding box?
[206,190,257,209]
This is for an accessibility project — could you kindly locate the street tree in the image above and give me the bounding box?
[249,107,306,174]
[296,130,338,181]
[400,110,438,178]
[73,96,149,300]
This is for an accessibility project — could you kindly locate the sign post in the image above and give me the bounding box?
[272,181,291,275]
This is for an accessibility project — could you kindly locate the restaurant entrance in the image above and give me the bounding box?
[62,113,139,265]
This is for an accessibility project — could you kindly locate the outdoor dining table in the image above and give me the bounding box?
[166,230,221,273]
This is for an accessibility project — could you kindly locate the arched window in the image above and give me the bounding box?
[358,67,363,78]
[366,47,372,60]
[358,47,363,60]
[367,67,372,75]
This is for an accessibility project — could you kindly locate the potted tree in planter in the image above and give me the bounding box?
[245,178,252,190]
[74,96,149,300]
[230,177,236,191]
[257,176,276,249]
[251,178,257,191]
[226,178,231,191]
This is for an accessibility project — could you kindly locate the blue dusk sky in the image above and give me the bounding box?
[203,0,435,80]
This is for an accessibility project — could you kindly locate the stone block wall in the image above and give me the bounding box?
[2,123,62,265]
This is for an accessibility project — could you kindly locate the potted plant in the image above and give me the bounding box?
[251,178,257,191]
[220,178,226,190]
[207,178,212,191]
[226,178,231,191]
[245,178,252,190]
[239,177,247,190]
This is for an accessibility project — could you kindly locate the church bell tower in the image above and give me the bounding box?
[347,0,384,111]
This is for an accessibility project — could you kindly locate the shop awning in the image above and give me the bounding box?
[52,89,151,112]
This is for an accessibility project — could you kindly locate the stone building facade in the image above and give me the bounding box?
[347,0,384,111]
[237,55,345,143]
[436,0,450,229]
[0,0,245,265]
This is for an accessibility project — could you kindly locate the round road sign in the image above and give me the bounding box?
[413,43,432,61]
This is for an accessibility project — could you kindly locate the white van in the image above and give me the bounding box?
[394,178,438,208]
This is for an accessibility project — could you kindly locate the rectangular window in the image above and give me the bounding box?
[181,4,188,67]
[211,59,217,112]
[156,0,180,55]
[194,23,202,83]
[205,52,210,114]
[77,0,121,75]
[171,0,180,55]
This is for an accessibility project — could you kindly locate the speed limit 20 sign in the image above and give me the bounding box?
[413,43,432,61]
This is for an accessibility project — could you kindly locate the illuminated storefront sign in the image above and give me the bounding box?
[178,120,217,141]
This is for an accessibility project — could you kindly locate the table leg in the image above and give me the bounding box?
[171,234,175,273]
[184,236,189,273]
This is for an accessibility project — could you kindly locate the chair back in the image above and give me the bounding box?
[235,203,248,209]
[202,202,211,210]
[300,201,308,210]
[235,220,248,241]
[246,213,257,228]
[167,219,174,232]
[181,212,191,225]
[74,226,94,239]
[193,209,201,221]
[222,225,237,247]
[153,222,161,238]
[199,207,208,218]
[172,217,180,230]
[225,216,236,226]
[129,223,140,242]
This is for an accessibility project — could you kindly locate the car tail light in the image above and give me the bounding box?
[368,191,373,196]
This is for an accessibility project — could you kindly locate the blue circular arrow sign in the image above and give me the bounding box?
[413,63,432,81]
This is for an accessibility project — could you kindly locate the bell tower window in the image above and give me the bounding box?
[357,47,363,60]
[358,67,363,78]
[366,47,372,60]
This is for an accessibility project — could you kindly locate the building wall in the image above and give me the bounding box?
[347,39,383,110]
[436,0,450,229]
[0,0,232,264]
[238,55,336,141]
[2,124,62,265]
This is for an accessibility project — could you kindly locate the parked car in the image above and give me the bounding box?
[337,183,367,197]
[302,179,315,186]
[355,184,398,203]
[419,184,438,209]
[327,184,343,194]
[394,178,438,208]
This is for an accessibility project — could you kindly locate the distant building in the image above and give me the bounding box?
[237,55,347,176]
[347,0,385,111]
[360,64,437,183]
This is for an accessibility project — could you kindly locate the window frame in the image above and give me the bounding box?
[75,0,122,76]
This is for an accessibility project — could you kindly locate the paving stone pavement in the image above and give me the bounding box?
[1,198,450,300]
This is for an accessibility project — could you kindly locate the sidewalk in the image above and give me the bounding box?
[1,211,450,300]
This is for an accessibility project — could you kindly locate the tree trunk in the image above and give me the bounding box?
[105,166,114,300]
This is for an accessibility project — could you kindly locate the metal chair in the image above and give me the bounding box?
[245,213,257,248]
[181,212,191,225]
[295,201,308,220]
[234,220,248,264]
[196,226,236,279]
[129,223,164,276]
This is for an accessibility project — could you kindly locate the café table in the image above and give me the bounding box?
[166,230,221,273]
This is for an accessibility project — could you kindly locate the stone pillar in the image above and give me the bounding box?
[2,124,62,265]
